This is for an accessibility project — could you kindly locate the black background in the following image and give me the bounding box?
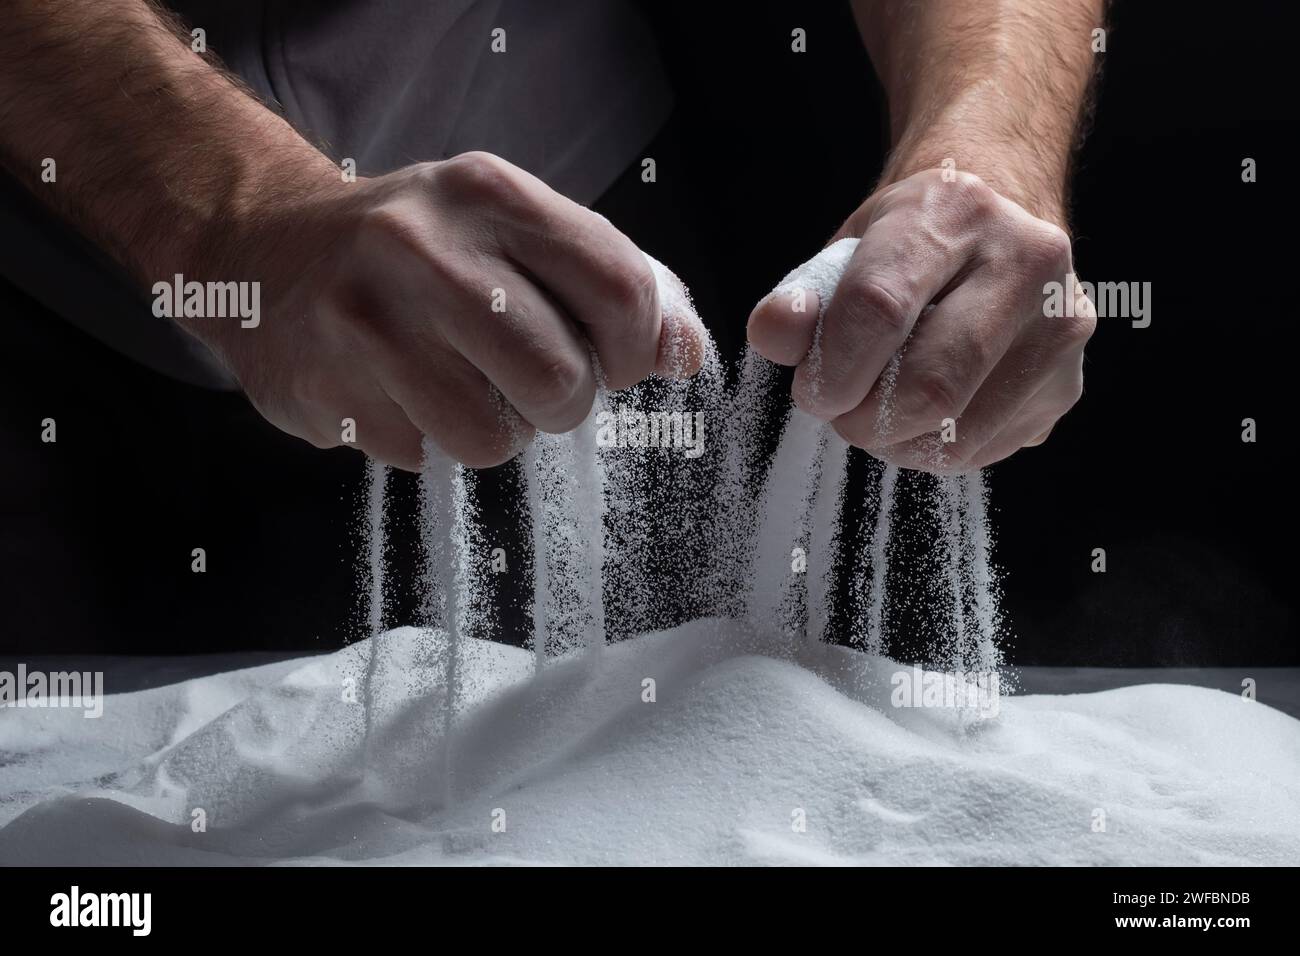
[0,0,1292,665]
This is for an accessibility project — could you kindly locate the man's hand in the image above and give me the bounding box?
[0,0,703,472]
[748,168,1094,471]
[189,153,703,471]
[749,0,1104,472]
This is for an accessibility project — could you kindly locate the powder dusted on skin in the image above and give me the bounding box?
[764,238,860,405]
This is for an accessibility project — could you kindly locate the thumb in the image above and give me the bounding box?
[747,238,860,366]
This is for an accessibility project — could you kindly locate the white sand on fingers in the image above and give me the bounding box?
[2,619,1297,866]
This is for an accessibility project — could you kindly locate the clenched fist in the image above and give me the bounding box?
[185,151,706,470]
[748,168,1096,472]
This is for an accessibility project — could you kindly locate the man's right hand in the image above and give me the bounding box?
[187,152,704,471]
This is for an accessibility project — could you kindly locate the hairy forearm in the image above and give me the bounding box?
[854,0,1105,226]
[0,0,337,286]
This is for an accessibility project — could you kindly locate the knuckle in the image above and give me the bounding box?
[831,414,873,450]
[439,151,523,205]
[1018,221,1074,277]
[424,401,532,469]
[840,276,912,337]
[1059,308,1097,345]
[459,430,518,469]
[948,171,997,215]
[525,351,594,429]
[1043,296,1096,346]
[606,258,659,321]
[953,323,998,375]
[951,170,987,191]
[907,366,963,424]
[1037,374,1084,424]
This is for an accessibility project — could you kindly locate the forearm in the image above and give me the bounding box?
[0,0,338,286]
[854,0,1105,227]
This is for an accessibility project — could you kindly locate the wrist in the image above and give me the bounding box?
[170,147,350,355]
[880,92,1072,230]
[172,139,346,282]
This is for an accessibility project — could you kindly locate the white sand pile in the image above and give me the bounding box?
[2,620,1298,866]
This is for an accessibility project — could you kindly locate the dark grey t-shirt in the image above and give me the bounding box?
[0,0,672,387]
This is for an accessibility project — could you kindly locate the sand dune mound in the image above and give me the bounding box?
[3,620,1297,865]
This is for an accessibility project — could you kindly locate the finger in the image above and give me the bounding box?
[441,155,665,390]
[336,380,426,471]
[646,254,708,379]
[248,359,359,454]
[251,397,341,456]
[273,370,426,470]
[831,268,1028,449]
[861,433,970,474]
[503,209,689,389]
[862,369,1070,475]
[843,309,1090,473]
[383,348,534,469]
[440,270,597,434]
[749,237,859,366]
[963,367,1083,469]
[747,289,822,365]
[792,201,980,419]
[958,287,1094,467]
[1022,425,1054,447]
